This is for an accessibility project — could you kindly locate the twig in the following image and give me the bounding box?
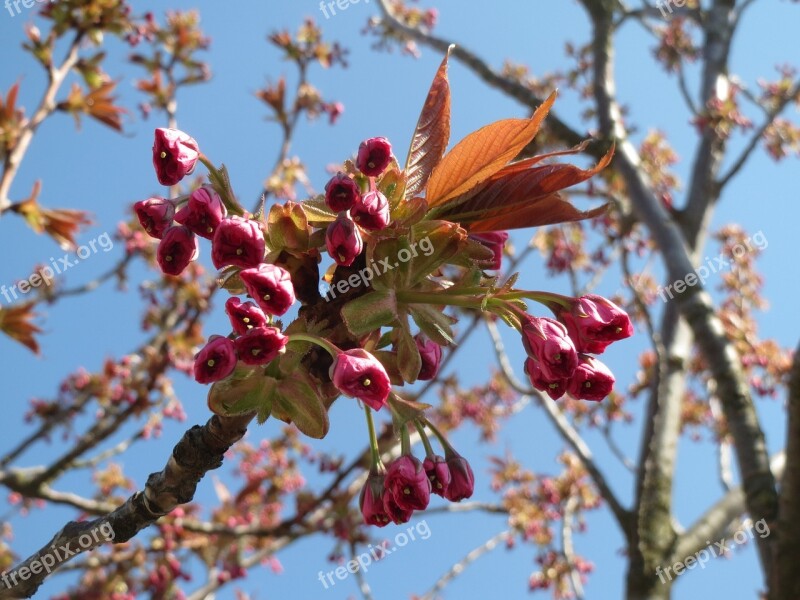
[0,33,84,214]
[562,496,585,599]
[419,530,510,600]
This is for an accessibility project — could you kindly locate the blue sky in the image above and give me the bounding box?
[1,1,798,598]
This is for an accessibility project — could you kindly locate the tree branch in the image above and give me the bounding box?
[0,33,84,214]
[374,0,594,153]
[777,341,800,599]
[419,530,510,600]
[0,412,253,599]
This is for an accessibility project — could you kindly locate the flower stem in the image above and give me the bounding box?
[400,423,412,456]
[422,418,455,454]
[396,291,491,309]
[502,290,573,308]
[414,419,436,458]
[286,333,340,358]
[364,405,382,469]
[198,154,216,174]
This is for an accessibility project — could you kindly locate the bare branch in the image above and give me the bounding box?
[374,0,595,154]
[717,78,800,189]
[673,452,785,562]
[0,33,84,214]
[562,496,586,599]
[419,530,510,600]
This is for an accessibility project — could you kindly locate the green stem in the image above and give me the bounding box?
[414,419,436,458]
[422,418,456,454]
[198,154,216,174]
[400,423,411,456]
[364,405,382,469]
[396,291,490,309]
[286,333,340,358]
[503,290,574,308]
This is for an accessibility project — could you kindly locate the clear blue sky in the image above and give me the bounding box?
[1,1,798,598]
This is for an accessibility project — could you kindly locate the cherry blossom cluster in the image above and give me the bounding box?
[134,128,398,409]
[133,125,632,532]
[323,137,393,266]
[521,294,633,402]
[359,420,474,527]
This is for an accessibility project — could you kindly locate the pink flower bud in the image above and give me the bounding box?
[443,453,475,502]
[239,263,296,316]
[211,216,266,270]
[152,128,199,186]
[415,334,442,381]
[469,231,509,270]
[567,356,615,401]
[356,136,393,177]
[193,336,237,384]
[521,317,579,381]
[327,101,344,125]
[225,297,269,335]
[559,295,634,354]
[174,186,227,239]
[134,196,174,239]
[424,8,439,28]
[351,190,390,231]
[234,326,288,366]
[325,213,363,266]
[330,348,391,410]
[324,172,361,212]
[384,455,431,512]
[423,454,451,497]
[383,494,414,525]
[524,357,567,400]
[157,225,199,276]
[359,472,391,527]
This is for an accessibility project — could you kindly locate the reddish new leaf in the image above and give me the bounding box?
[425,91,557,206]
[2,82,20,121]
[439,146,614,232]
[0,303,42,355]
[465,196,608,233]
[485,140,592,178]
[404,47,452,199]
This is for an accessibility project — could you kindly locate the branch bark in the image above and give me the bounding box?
[777,342,800,599]
[0,412,253,599]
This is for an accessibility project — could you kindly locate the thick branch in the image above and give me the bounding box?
[680,0,736,250]
[579,0,777,582]
[0,413,253,599]
[673,452,784,563]
[777,342,800,599]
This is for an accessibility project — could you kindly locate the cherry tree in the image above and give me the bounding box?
[0,1,798,599]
